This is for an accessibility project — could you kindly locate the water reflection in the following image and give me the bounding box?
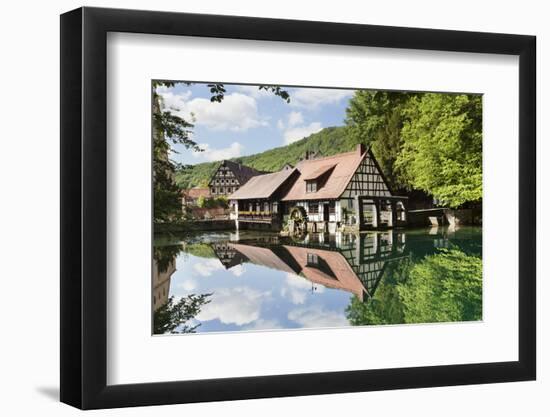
[152,226,482,334]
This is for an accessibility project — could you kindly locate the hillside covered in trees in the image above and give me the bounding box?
[175,126,360,189]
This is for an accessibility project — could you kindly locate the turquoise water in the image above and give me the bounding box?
[153,227,482,334]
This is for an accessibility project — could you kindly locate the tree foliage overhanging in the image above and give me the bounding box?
[345,91,482,207]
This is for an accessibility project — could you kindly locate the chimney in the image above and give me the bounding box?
[304,150,310,160]
[357,143,366,155]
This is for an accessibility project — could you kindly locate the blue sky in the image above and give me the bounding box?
[156,82,357,165]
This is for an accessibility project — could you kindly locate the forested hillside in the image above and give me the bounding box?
[175,126,361,188]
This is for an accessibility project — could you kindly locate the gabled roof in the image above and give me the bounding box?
[228,243,299,274]
[213,160,263,184]
[281,149,365,201]
[229,168,298,200]
[182,187,210,199]
[302,164,336,181]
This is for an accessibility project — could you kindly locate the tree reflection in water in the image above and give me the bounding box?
[346,248,482,325]
[153,243,212,334]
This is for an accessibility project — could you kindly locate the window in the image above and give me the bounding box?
[264,202,269,212]
[307,253,319,265]
[306,180,317,193]
[273,202,278,213]
[309,203,319,214]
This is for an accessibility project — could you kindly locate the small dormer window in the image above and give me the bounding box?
[306,180,317,193]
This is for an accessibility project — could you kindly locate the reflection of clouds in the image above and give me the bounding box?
[243,319,282,331]
[197,287,271,326]
[193,259,223,276]
[281,273,324,305]
[230,264,245,277]
[177,279,197,292]
[288,305,348,328]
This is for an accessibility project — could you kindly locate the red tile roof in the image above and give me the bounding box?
[182,188,211,199]
[281,149,365,201]
[302,164,336,181]
[229,168,297,200]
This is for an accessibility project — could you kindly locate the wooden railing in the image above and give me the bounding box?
[237,211,277,221]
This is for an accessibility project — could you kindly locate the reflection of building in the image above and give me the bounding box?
[211,232,408,301]
[209,160,263,197]
[210,242,247,269]
[152,258,176,311]
[229,144,408,231]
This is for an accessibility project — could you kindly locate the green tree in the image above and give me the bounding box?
[396,94,482,207]
[345,91,413,189]
[196,195,206,208]
[153,294,212,334]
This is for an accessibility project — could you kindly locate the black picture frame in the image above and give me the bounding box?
[60,6,536,410]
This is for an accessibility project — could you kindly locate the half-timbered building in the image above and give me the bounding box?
[208,160,263,197]
[229,144,408,231]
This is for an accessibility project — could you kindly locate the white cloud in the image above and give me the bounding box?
[287,111,304,127]
[283,122,323,145]
[288,305,349,328]
[281,273,325,305]
[277,119,285,130]
[193,259,224,277]
[230,264,245,277]
[178,279,198,292]
[243,319,282,331]
[289,88,354,108]
[159,90,267,131]
[235,85,274,99]
[197,287,270,326]
[194,142,243,162]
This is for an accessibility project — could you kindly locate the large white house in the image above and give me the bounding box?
[229,144,408,232]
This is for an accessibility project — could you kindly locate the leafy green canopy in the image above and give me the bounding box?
[396,94,482,207]
[346,91,413,190]
[345,91,482,207]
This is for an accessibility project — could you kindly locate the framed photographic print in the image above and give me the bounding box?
[60,6,536,410]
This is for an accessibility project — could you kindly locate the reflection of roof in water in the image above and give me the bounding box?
[229,243,300,275]
[209,232,413,302]
[282,245,368,300]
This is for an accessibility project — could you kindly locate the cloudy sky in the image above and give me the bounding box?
[156,82,356,165]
